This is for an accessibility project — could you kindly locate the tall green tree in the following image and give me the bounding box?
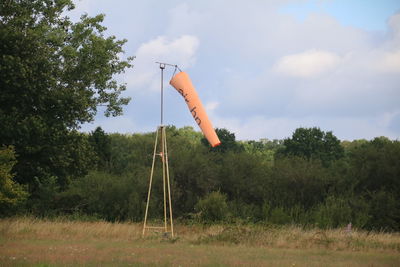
[0,1,133,190]
[278,127,344,166]
[89,127,111,170]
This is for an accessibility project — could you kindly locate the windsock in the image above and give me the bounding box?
[170,72,221,147]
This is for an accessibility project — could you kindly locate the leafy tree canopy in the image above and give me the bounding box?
[0,0,133,189]
[278,127,344,165]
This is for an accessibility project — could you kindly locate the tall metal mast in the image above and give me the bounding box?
[143,62,178,238]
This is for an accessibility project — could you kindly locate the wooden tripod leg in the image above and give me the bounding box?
[162,126,167,233]
[143,127,160,237]
[164,127,174,237]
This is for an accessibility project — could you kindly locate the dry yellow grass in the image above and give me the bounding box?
[0,217,142,241]
[0,217,399,266]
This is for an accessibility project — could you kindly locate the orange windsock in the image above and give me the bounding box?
[170,72,221,147]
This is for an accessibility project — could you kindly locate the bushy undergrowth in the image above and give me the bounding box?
[195,191,229,222]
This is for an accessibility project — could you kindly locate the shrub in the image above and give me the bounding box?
[195,191,229,222]
[269,207,291,225]
[313,196,352,229]
[366,190,400,231]
[0,146,28,216]
[57,171,147,221]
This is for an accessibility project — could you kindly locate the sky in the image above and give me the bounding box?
[70,0,400,141]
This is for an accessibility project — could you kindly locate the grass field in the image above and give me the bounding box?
[1,217,399,266]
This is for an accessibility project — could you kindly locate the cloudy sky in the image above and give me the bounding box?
[71,0,400,141]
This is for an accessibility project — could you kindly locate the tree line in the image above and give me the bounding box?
[1,126,400,231]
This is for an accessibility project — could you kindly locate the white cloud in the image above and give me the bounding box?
[126,35,199,92]
[274,49,341,78]
[136,35,199,66]
[219,10,400,126]
[388,12,400,46]
[205,101,219,112]
[379,109,400,128]
[375,50,400,73]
